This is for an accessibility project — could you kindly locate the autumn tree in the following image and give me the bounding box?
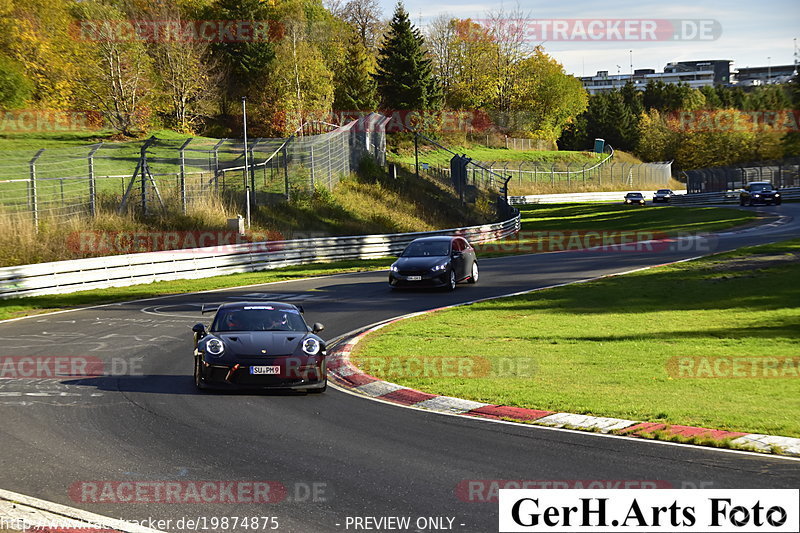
[0,0,90,110]
[340,0,382,50]
[505,47,588,140]
[205,0,276,115]
[138,0,213,133]
[262,0,334,134]
[0,55,32,108]
[72,1,154,135]
[447,19,498,110]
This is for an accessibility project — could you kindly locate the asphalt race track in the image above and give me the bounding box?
[1,204,799,532]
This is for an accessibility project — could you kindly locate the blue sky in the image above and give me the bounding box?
[375,0,800,77]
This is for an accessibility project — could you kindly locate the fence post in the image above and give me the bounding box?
[212,139,225,193]
[179,138,192,214]
[309,144,315,189]
[327,135,332,185]
[551,164,555,186]
[88,144,101,217]
[249,138,262,204]
[29,149,44,229]
[283,143,290,200]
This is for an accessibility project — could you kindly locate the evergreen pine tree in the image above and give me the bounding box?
[334,32,379,111]
[373,2,441,113]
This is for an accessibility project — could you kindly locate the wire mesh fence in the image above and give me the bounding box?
[413,133,672,194]
[461,132,557,151]
[684,157,800,193]
[0,113,388,225]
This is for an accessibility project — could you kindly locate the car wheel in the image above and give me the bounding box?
[447,269,457,291]
[749,199,754,206]
[308,379,327,394]
[468,262,479,284]
[739,198,746,206]
[776,200,782,205]
[194,357,208,390]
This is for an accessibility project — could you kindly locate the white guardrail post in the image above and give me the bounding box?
[0,214,521,299]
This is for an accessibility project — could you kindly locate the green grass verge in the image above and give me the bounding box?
[474,204,759,257]
[352,239,800,437]
[0,258,393,322]
[389,146,602,167]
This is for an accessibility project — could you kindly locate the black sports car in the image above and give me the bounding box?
[624,192,646,205]
[739,182,782,206]
[652,189,674,202]
[192,302,327,393]
[389,236,478,290]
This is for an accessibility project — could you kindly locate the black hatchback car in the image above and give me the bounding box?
[624,192,646,205]
[652,189,674,202]
[389,236,478,291]
[192,302,327,393]
[740,182,782,206]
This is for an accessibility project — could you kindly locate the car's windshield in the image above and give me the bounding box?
[401,240,451,257]
[750,184,773,192]
[212,308,308,332]
[657,190,671,194]
[626,193,642,198]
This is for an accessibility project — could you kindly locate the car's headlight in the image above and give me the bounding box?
[206,338,224,356]
[431,262,449,272]
[302,338,320,355]
[775,193,781,197]
[625,200,631,203]
[754,194,761,197]
[390,265,398,272]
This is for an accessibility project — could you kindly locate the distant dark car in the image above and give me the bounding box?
[740,182,781,206]
[652,189,674,202]
[389,236,478,291]
[192,302,327,393]
[624,192,646,205]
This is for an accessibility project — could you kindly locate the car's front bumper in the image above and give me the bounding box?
[748,196,780,204]
[198,357,326,390]
[389,271,450,288]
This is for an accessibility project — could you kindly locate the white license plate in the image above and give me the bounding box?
[407,276,422,281]
[250,366,280,375]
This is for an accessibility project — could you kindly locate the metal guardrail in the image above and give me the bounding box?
[0,215,521,299]
[510,190,688,204]
[669,187,800,206]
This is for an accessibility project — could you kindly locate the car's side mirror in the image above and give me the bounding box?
[312,322,325,333]
[192,323,206,336]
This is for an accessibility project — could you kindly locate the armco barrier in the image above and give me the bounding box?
[0,215,520,299]
[509,190,687,204]
[669,187,800,206]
